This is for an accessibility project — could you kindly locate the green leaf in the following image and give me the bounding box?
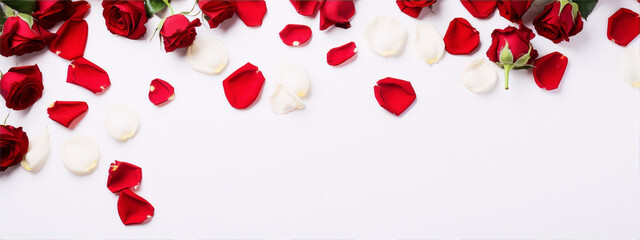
[1,0,36,14]
[144,0,168,17]
[0,7,6,29]
[573,0,598,19]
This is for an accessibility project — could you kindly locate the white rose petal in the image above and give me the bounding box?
[270,85,305,114]
[620,46,640,87]
[461,59,498,93]
[275,61,311,97]
[187,36,229,75]
[62,135,99,175]
[105,104,140,142]
[21,126,50,172]
[415,21,445,65]
[364,16,407,57]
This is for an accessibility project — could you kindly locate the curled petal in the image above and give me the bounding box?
[327,41,357,66]
[290,0,320,16]
[319,0,355,30]
[118,189,154,225]
[620,46,640,87]
[415,21,445,65]
[364,16,407,57]
[222,63,265,109]
[62,135,99,175]
[270,85,305,114]
[234,0,267,27]
[149,79,175,106]
[107,161,142,193]
[460,0,498,18]
[22,126,50,172]
[279,24,312,46]
[67,57,111,94]
[275,62,310,97]
[533,52,568,90]
[47,101,88,128]
[49,18,87,60]
[105,104,140,142]
[444,18,479,55]
[461,59,498,93]
[607,8,640,46]
[186,36,228,75]
[374,77,416,116]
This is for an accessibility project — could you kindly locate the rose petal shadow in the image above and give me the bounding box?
[67,110,88,130]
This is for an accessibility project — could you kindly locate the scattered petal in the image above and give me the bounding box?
[222,63,265,109]
[270,85,305,114]
[118,189,154,225]
[443,18,479,55]
[460,0,498,18]
[105,104,140,142]
[186,36,228,75]
[533,52,568,90]
[461,59,498,93]
[107,161,142,193]
[374,77,416,116]
[620,46,640,87]
[327,42,357,66]
[61,135,99,175]
[274,61,310,97]
[415,21,445,65]
[290,0,320,16]
[149,79,175,106]
[319,0,355,30]
[279,24,312,46]
[607,8,640,46]
[49,18,88,60]
[21,126,50,172]
[47,101,88,128]
[364,16,407,57]
[234,0,267,27]
[67,57,111,94]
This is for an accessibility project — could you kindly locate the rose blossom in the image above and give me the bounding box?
[1,125,29,172]
[486,25,539,89]
[102,0,148,39]
[533,0,584,43]
[159,14,202,53]
[0,65,44,110]
[0,17,54,57]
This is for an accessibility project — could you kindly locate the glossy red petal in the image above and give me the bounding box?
[49,18,87,60]
[374,77,416,116]
[117,189,154,225]
[47,101,88,128]
[67,57,110,94]
[327,41,357,66]
[443,18,479,55]
[69,1,91,19]
[233,0,267,27]
[223,63,265,109]
[460,0,497,18]
[107,161,142,193]
[319,0,355,30]
[290,0,320,16]
[607,8,640,46]
[396,0,423,18]
[279,24,312,46]
[149,79,175,106]
[533,52,568,90]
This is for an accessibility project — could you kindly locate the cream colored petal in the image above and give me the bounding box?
[187,36,229,75]
[21,126,50,172]
[105,104,140,142]
[364,16,407,57]
[270,85,305,114]
[415,21,445,65]
[461,59,498,93]
[620,46,640,87]
[62,135,99,175]
[275,61,311,98]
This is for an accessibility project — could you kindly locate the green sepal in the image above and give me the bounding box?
[499,42,514,65]
[144,0,168,18]
[1,0,36,14]
[17,12,31,27]
[558,0,580,19]
[573,0,598,19]
[513,45,533,68]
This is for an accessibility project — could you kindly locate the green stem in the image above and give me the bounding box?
[504,64,513,90]
[163,0,174,15]
[3,111,10,125]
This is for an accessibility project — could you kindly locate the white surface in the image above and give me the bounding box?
[1,0,640,239]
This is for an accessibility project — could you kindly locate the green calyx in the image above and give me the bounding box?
[558,0,580,20]
[497,43,534,90]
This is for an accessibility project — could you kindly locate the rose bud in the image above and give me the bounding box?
[32,0,90,29]
[102,0,148,39]
[486,25,539,90]
[497,0,534,23]
[159,14,202,53]
[396,0,438,18]
[0,16,55,57]
[198,0,236,28]
[533,0,584,44]
[1,125,29,172]
[0,65,44,110]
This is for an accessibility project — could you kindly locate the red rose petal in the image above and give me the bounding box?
[67,57,111,94]
[107,161,143,193]
[444,17,479,55]
[319,0,355,30]
[460,0,498,18]
[290,0,320,16]
[149,79,175,106]
[69,1,91,19]
[117,189,154,225]
[233,0,267,27]
[279,24,312,46]
[607,8,640,46]
[327,41,357,66]
[374,77,416,116]
[223,63,265,109]
[533,52,568,90]
[396,0,423,18]
[49,18,88,60]
[47,101,88,128]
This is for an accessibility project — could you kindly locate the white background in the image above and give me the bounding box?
[1,0,640,239]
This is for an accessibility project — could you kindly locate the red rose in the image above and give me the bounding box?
[396,0,438,18]
[319,0,355,30]
[533,0,583,43]
[487,25,538,89]
[160,14,202,53]
[0,125,29,172]
[0,17,55,57]
[32,0,90,29]
[102,0,148,39]
[0,65,44,110]
[198,0,236,28]
[497,0,533,23]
